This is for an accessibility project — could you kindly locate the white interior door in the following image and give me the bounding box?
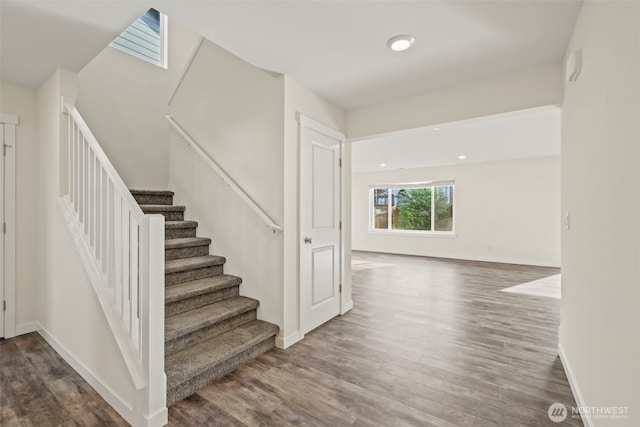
[1,113,17,338]
[299,116,343,336]
[0,123,5,337]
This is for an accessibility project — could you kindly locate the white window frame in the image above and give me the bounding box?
[369,181,456,236]
[159,13,169,69]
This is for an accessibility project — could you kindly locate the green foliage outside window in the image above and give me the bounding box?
[395,188,432,231]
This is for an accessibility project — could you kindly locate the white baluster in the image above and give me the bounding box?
[114,194,122,312]
[67,113,71,199]
[130,220,140,348]
[106,180,113,281]
[122,206,131,327]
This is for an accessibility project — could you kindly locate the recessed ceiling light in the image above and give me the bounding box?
[380,163,387,167]
[433,127,440,131]
[458,155,467,160]
[387,35,415,52]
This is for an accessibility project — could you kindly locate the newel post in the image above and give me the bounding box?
[138,214,167,426]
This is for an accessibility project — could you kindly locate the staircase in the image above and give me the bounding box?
[130,189,279,406]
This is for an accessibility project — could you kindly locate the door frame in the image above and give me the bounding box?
[297,113,347,338]
[1,113,18,338]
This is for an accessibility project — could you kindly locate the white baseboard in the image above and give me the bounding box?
[353,249,560,268]
[31,324,138,426]
[341,300,354,314]
[558,343,593,427]
[144,406,169,427]
[15,322,40,336]
[275,331,302,349]
[460,254,560,268]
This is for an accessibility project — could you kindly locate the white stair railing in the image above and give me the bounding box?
[60,98,166,426]
[165,115,283,233]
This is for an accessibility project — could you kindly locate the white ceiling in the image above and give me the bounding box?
[1,1,582,110]
[0,1,147,89]
[351,107,561,173]
[160,0,582,109]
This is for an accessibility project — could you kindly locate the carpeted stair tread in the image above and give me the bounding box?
[165,220,198,229]
[165,296,258,342]
[165,237,211,249]
[130,189,175,196]
[165,275,242,304]
[166,255,226,274]
[166,320,279,390]
[140,204,186,212]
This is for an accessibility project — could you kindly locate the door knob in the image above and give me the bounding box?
[304,237,313,244]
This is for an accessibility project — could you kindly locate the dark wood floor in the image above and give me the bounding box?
[0,332,127,425]
[1,252,582,426]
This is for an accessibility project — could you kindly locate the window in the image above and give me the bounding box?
[110,8,167,68]
[371,182,455,234]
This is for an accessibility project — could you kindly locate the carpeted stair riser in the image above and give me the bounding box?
[166,310,257,357]
[147,210,184,221]
[141,205,186,221]
[166,266,223,286]
[166,336,275,406]
[166,245,210,261]
[132,194,173,205]
[130,189,174,206]
[164,275,243,317]
[165,285,239,317]
[165,225,197,239]
[165,256,226,286]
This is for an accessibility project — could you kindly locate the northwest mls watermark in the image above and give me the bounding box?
[548,403,630,423]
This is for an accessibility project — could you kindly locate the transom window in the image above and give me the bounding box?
[110,8,167,68]
[371,181,455,234]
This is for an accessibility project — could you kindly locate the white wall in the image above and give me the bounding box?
[169,40,285,329]
[346,62,563,140]
[35,69,136,415]
[353,156,561,267]
[77,17,201,189]
[282,76,348,347]
[560,2,640,425]
[0,82,39,328]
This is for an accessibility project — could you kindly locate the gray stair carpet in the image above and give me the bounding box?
[130,189,279,406]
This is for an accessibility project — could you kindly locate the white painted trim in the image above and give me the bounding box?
[368,184,456,235]
[558,343,593,427]
[0,114,18,125]
[159,12,169,70]
[297,113,345,142]
[27,323,137,425]
[1,115,18,338]
[275,331,302,349]
[143,406,169,427]
[369,229,457,238]
[353,250,560,268]
[341,300,354,315]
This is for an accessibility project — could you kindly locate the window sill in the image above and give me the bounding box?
[369,229,457,238]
